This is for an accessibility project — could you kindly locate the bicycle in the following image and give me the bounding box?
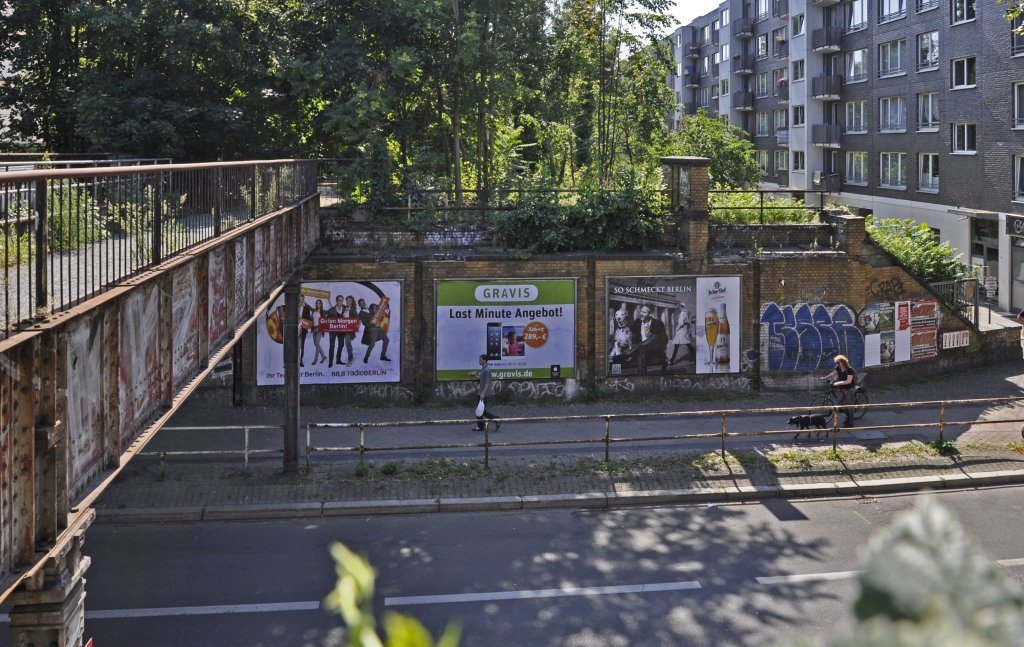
[809,377,869,424]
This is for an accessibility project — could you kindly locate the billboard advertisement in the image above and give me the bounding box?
[435,279,576,380]
[607,275,741,376]
[256,280,401,385]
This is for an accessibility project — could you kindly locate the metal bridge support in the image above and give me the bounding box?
[7,522,92,647]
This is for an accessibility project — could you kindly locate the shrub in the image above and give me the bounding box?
[866,216,965,283]
[710,188,817,224]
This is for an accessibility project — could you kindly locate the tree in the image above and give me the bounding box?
[866,217,965,283]
[663,110,762,188]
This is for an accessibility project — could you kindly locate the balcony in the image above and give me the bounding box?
[773,41,789,59]
[733,91,754,110]
[685,43,701,59]
[776,82,789,102]
[811,25,843,52]
[773,0,789,17]
[732,17,754,38]
[811,123,842,148]
[681,103,696,116]
[811,74,843,100]
[776,129,790,147]
[684,73,700,88]
[812,0,840,6]
[734,54,754,74]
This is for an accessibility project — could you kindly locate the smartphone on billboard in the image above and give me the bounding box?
[486,322,502,360]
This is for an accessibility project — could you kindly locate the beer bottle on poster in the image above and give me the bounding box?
[715,302,730,364]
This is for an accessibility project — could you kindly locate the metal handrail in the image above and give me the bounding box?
[305,396,1024,469]
[138,425,282,474]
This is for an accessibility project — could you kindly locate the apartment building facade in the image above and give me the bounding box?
[669,0,1024,311]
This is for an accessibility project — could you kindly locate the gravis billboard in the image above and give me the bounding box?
[435,279,576,380]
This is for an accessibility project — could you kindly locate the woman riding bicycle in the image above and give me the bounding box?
[823,354,856,427]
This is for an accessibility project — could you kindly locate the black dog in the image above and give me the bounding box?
[788,414,828,439]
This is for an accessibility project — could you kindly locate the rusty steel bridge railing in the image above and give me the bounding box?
[0,159,319,337]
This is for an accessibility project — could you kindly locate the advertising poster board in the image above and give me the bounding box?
[256,280,401,385]
[607,275,741,376]
[435,279,576,380]
[861,298,938,366]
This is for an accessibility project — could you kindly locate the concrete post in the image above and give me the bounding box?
[7,524,92,647]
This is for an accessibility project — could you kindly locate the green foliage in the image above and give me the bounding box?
[106,185,187,265]
[832,498,1024,646]
[494,171,666,253]
[0,229,32,268]
[866,217,966,282]
[663,110,762,188]
[709,188,818,224]
[325,543,461,647]
[929,439,959,456]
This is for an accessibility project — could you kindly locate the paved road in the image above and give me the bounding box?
[4,486,1022,647]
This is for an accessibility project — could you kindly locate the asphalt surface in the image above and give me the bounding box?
[92,355,1024,523]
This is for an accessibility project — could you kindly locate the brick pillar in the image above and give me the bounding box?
[661,156,710,270]
[829,213,865,258]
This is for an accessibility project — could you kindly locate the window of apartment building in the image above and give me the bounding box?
[847,0,868,31]
[711,84,720,99]
[952,0,976,24]
[919,0,939,12]
[756,34,769,59]
[721,79,730,95]
[721,8,730,25]
[756,72,770,97]
[880,152,907,189]
[713,52,721,66]
[772,27,788,57]
[952,122,977,152]
[1015,156,1024,201]
[918,92,940,130]
[792,14,805,36]
[793,150,806,171]
[775,150,789,170]
[1013,15,1024,55]
[879,39,907,77]
[722,43,730,59]
[775,108,788,130]
[793,105,805,126]
[846,152,868,184]
[792,59,805,81]
[773,67,787,91]
[880,0,906,22]
[699,87,710,107]
[919,153,940,192]
[846,48,868,83]
[756,0,769,21]
[701,56,709,76]
[1015,83,1024,127]
[756,111,770,135]
[713,19,720,34]
[952,57,976,88]
[917,31,939,71]
[702,25,711,43]
[879,96,906,131]
[846,100,867,133]
[756,150,769,172]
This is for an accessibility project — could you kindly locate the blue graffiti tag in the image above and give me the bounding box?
[759,302,864,371]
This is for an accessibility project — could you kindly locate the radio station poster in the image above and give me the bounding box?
[435,279,576,380]
[256,280,401,385]
[607,276,740,376]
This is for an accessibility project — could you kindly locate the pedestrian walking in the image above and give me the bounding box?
[468,354,500,432]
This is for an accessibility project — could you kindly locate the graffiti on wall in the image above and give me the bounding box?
[172,263,200,390]
[208,247,228,348]
[759,302,865,371]
[760,299,943,372]
[233,238,250,325]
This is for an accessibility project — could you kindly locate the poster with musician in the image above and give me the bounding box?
[256,280,402,385]
[606,275,741,376]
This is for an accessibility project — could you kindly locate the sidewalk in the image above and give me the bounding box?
[93,361,1024,523]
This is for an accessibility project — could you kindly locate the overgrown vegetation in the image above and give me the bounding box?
[709,188,818,225]
[866,216,966,282]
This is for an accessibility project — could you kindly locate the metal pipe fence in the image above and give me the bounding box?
[0,159,318,337]
[139,425,283,475]
[305,396,1024,469]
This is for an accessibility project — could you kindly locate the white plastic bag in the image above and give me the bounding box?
[475,399,485,417]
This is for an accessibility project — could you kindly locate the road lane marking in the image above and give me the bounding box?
[385,580,702,607]
[0,601,325,622]
[998,558,1024,567]
[756,570,861,585]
